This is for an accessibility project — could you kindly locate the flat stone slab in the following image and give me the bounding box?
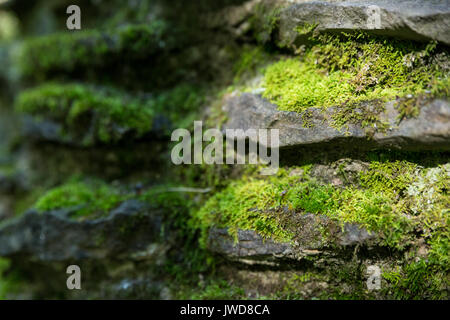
[0,200,169,262]
[208,217,375,264]
[279,0,450,45]
[223,93,450,151]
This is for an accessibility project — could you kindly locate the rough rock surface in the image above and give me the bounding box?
[19,114,171,147]
[0,0,448,300]
[279,0,450,45]
[208,218,376,264]
[0,200,169,262]
[223,93,450,151]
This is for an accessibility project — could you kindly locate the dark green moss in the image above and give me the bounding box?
[15,82,205,144]
[150,84,205,131]
[176,279,246,300]
[18,21,173,81]
[16,83,154,145]
[0,258,23,299]
[249,2,285,45]
[232,45,274,84]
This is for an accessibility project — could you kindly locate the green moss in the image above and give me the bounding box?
[263,58,354,111]
[395,95,424,122]
[382,259,448,299]
[329,100,389,132]
[16,83,154,145]
[295,23,318,37]
[272,272,327,299]
[232,46,272,84]
[0,258,10,299]
[359,160,419,193]
[150,84,205,131]
[192,170,299,247]
[19,21,170,81]
[34,181,126,219]
[249,3,284,45]
[0,165,16,178]
[262,33,449,115]
[0,258,22,300]
[16,82,204,144]
[194,160,449,298]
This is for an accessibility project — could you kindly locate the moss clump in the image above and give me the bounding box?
[150,84,205,131]
[232,45,273,84]
[192,171,298,247]
[382,258,448,299]
[0,258,10,299]
[359,160,419,193]
[16,83,154,145]
[193,161,449,299]
[249,3,284,45]
[263,58,355,110]
[0,257,23,300]
[16,82,205,144]
[262,33,449,114]
[19,21,171,81]
[329,100,390,132]
[34,181,126,219]
[295,23,318,36]
[194,161,449,289]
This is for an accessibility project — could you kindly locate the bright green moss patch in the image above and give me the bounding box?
[359,160,419,193]
[16,83,154,145]
[263,58,355,110]
[262,33,449,114]
[193,175,296,246]
[194,161,449,298]
[34,181,126,219]
[33,181,200,223]
[19,21,170,80]
[195,161,449,251]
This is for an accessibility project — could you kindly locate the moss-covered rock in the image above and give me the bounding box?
[195,161,449,298]
[18,21,177,82]
[262,34,449,113]
[15,82,204,146]
[223,93,450,153]
[1,0,449,301]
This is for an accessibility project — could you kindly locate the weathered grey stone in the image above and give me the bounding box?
[0,200,168,262]
[223,93,450,151]
[19,113,173,147]
[279,0,450,45]
[208,228,293,261]
[208,219,376,263]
